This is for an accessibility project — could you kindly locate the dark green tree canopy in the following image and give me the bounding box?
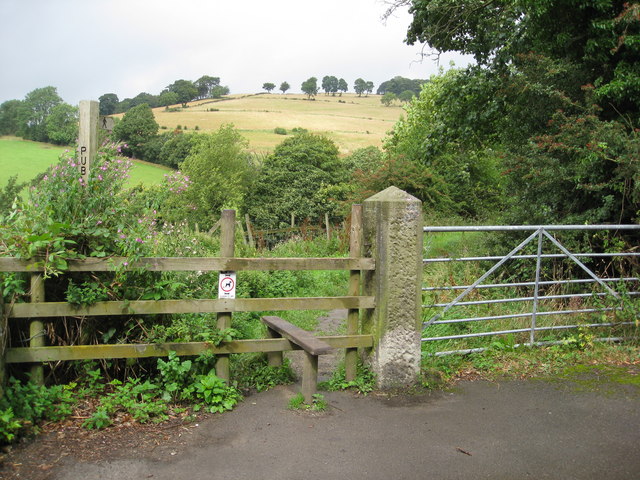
[195,75,220,99]
[280,81,290,94]
[99,93,119,115]
[321,76,339,95]
[166,79,198,107]
[112,103,159,158]
[377,76,426,96]
[45,103,78,145]
[244,133,347,229]
[18,86,63,142]
[262,82,276,93]
[301,77,319,99]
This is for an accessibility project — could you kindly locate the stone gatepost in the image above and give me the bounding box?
[362,186,423,388]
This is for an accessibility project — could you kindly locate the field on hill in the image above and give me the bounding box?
[0,137,171,188]
[149,93,405,155]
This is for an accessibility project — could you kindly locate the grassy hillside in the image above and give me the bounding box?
[148,93,405,155]
[0,137,171,188]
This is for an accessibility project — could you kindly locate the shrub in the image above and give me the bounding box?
[274,127,287,135]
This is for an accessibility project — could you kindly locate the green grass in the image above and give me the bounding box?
[0,136,170,189]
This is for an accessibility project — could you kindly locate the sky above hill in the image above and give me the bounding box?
[0,0,470,105]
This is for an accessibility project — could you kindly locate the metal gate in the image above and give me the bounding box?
[422,225,639,356]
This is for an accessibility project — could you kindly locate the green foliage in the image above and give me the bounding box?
[301,77,319,99]
[17,86,63,142]
[279,81,290,94]
[274,127,287,135]
[166,79,198,107]
[194,373,242,413]
[262,82,276,93]
[112,103,159,158]
[244,132,349,229]
[165,125,253,229]
[287,392,327,411]
[45,103,78,145]
[65,279,110,306]
[320,362,376,395]
[231,354,295,392]
[0,378,75,443]
[99,93,119,115]
[381,92,397,106]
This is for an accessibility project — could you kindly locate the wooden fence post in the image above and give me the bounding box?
[362,187,423,388]
[216,209,235,382]
[345,205,363,381]
[30,274,45,385]
[245,214,255,249]
[0,295,6,399]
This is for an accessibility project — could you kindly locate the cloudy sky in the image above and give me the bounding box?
[0,0,469,105]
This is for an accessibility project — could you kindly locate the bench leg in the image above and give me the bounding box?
[265,326,283,367]
[302,352,318,402]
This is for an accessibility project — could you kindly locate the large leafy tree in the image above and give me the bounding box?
[280,81,290,94]
[244,133,348,229]
[18,86,63,142]
[0,100,23,135]
[195,75,220,99]
[301,77,319,99]
[321,76,339,95]
[98,93,119,115]
[165,125,253,229]
[112,103,159,158]
[385,0,640,223]
[45,103,78,145]
[166,79,198,107]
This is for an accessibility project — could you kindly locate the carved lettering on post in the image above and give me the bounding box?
[78,100,99,182]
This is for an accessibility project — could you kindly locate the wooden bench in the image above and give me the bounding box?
[261,315,333,401]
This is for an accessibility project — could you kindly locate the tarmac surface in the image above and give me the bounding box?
[53,377,639,480]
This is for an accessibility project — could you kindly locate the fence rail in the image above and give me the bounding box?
[0,206,374,388]
[422,224,639,355]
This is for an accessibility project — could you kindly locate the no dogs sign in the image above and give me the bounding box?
[218,271,236,299]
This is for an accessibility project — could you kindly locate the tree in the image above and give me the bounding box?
[354,78,367,96]
[262,82,276,93]
[377,76,426,96]
[130,92,159,109]
[398,90,415,103]
[158,91,179,107]
[381,92,397,106]
[166,79,198,107]
[280,81,290,94]
[112,103,159,158]
[365,81,374,96]
[195,75,220,99]
[338,78,348,95]
[18,86,63,142]
[396,0,640,121]
[301,77,319,99]
[244,133,348,229]
[0,100,23,135]
[99,93,119,115]
[45,103,78,145]
[210,85,230,98]
[166,125,253,229]
[321,76,338,95]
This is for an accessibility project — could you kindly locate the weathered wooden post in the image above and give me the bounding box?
[345,204,363,381]
[216,209,235,381]
[362,187,423,388]
[0,295,6,399]
[78,100,99,182]
[29,274,46,385]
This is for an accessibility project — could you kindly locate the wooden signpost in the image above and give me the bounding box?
[78,100,99,182]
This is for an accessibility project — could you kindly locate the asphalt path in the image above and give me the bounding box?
[55,377,640,480]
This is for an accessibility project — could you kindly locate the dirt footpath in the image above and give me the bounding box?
[37,377,640,480]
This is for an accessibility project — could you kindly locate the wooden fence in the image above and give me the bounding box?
[0,206,374,389]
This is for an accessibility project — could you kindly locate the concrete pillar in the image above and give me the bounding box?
[362,186,423,388]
